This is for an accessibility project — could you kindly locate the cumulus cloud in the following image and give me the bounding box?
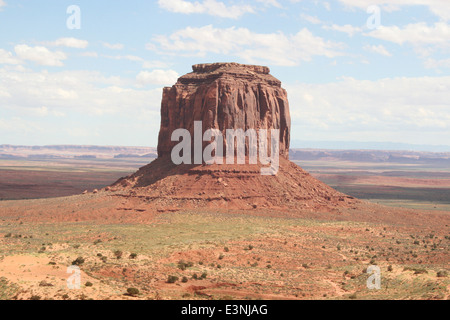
[158,0,254,19]
[14,44,67,66]
[323,24,362,37]
[148,25,344,66]
[0,0,6,11]
[50,37,89,49]
[256,0,282,8]
[337,0,450,21]
[363,44,392,56]
[366,22,450,47]
[102,42,124,50]
[286,76,450,144]
[136,69,179,86]
[0,68,162,115]
[300,13,322,25]
[424,58,450,69]
[0,49,21,65]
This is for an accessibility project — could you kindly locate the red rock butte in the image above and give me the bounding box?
[157,62,290,160]
[112,62,357,212]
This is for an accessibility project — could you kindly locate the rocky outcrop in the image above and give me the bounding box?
[111,62,358,212]
[157,62,291,160]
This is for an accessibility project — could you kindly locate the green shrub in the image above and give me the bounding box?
[85,281,93,287]
[129,253,138,259]
[167,275,179,283]
[437,270,448,277]
[182,276,188,283]
[114,250,123,259]
[127,288,139,296]
[71,256,85,266]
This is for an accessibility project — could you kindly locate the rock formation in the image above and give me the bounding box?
[112,62,357,212]
[157,63,291,160]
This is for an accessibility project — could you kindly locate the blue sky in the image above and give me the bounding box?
[0,0,449,149]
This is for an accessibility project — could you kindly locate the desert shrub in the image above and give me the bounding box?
[182,276,188,283]
[200,272,207,279]
[72,256,85,266]
[387,265,393,272]
[349,293,357,300]
[129,253,138,259]
[219,254,224,260]
[114,250,123,259]
[4,233,11,238]
[30,295,41,300]
[101,256,107,263]
[250,262,258,267]
[403,267,427,274]
[93,239,102,245]
[127,288,139,296]
[437,270,448,277]
[62,294,69,300]
[72,244,80,249]
[167,275,179,283]
[178,260,193,270]
[85,281,93,287]
[224,247,229,252]
[192,273,198,280]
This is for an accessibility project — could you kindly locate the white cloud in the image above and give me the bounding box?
[424,58,450,69]
[0,0,6,11]
[104,54,144,62]
[136,69,179,86]
[158,0,254,19]
[142,60,170,69]
[0,68,162,116]
[102,42,124,50]
[50,37,88,49]
[148,25,344,66]
[300,13,322,25]
[337,0,450,21]
[0,49,21,65]
[363,44,392,56]
[286,76,450,144]
[366,22,450,47]
[323,24,362,36]
[256,0,282,8]
[14,44,67,66]
[80,51,98,58]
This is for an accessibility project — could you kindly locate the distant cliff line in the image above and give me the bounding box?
[0,144,449,164]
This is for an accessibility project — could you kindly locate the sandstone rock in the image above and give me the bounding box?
[157,62,291,160]
[112,62,358,212]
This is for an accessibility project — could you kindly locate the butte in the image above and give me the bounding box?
[111,63,357,212]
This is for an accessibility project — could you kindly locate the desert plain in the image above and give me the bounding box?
[0,147,448,300]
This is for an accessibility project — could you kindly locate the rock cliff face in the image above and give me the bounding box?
[157,62,291,160]
[111,62,357,212]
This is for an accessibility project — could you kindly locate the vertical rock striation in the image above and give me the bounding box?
[157,62,291,160]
